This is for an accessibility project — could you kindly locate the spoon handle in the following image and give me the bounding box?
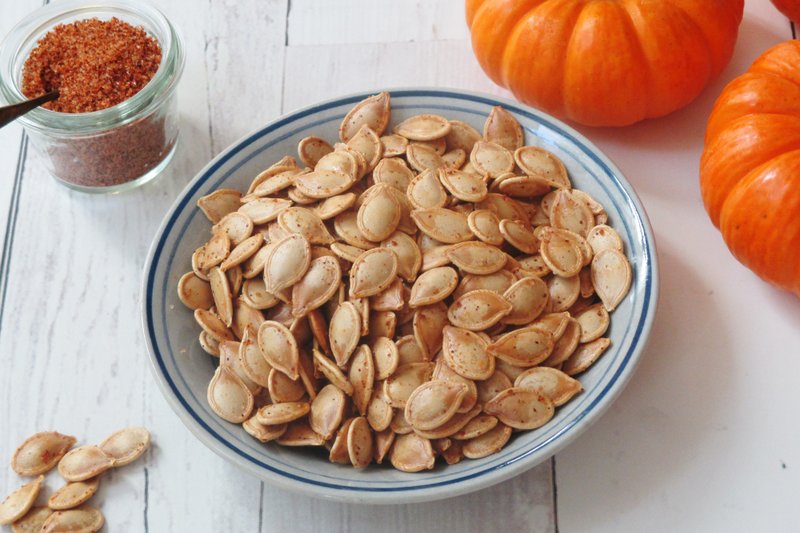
[0,91,60,129]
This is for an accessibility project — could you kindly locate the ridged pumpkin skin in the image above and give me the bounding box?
[771,0,800,22]
[465,0,744,127]
[700,41,800,297]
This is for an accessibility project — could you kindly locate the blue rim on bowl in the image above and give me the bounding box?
[141,88,659,504]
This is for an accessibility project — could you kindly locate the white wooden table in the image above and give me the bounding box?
[1,1,798,531]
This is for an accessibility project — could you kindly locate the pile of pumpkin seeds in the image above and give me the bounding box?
[179,92,632,471]
[0,428,150,531]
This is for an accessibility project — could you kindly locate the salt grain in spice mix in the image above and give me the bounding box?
[0,1,185,192]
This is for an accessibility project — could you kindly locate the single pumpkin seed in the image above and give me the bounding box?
[57,446,114,482]
[499,219,539,254]
[390,433,435,472]
[394,114,451,141]
[540,230,583,278]
[347,417,374,469]
[442,325,495,380]
[208,267,233,327]
[467,209,504,246]
[98,427,150,467]
[406,168,448,209]
[373,428,395,464]
[256,402,310,425]
[413,405,481,440]
[294,169,354,199]
[404,380,468,431]
[563,338,611,376]
[236,326,271,388]
[373,157,414,191]
[446,241,506,275]
[470,141,514,178]
[412,301,449,359]
[442,148,466,169]
[238,198,292,225]
[357,184,401,241]
[277,207,334,245]
[406,143,445,172]
[476,193,529,222]
[246,164,298,196]
[411,207,472,244]
[177,272,214,310]
[207,366,254,423]
[264,234,311,294]
[452,414,499,441]
[454,270,516,299]
[194,308,234,342]
[12,432,76,476]
[349,345,375,416]
[257,321,300,380]
[347,125,383,170]
[193,232,230,273]
[390,409,414,434]
[438,167,488,202]
[241,278,280,310]
[47,479,99,511]
[313,349,354,395]
[487,326,555,367]
[371,277,404,311]
[276,420,326,447]
[339,92,390,142]
[197,188,242,224]
[420,244,453,272]
[575,303,610,343]
[243,416,287,443]
[514,146,570,189]
[462,423,512,459]
[591,249,632,312]
[329,418,355,464]
[551,189,594,237]
[291,256,341,318]
[298,136,334,168]
[40,506,104,533]
[586,224,624,255]
[515,367,582,406]
[213,212,253,246]
[498,175,553,197]
[502,276,549,325]
[483,106,523,152]
[396,335,426,365]
[231,298,265,340]
[315,150,358,180]
[0,476,44,525]
[408,267,458,307]
[484,387,555,430]
[309,384,347,440]
[431,358,478,414]
[349,248,398,298]
[448,290,512,331]
[219,234,263,272]
[199,330,220,356]
[367,389,393,432]
[380,134,409,157]
[445,120,481,153]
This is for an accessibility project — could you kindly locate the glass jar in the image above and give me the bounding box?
[0,0,185,193]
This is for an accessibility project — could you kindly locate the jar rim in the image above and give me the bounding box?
[0,0,185,134]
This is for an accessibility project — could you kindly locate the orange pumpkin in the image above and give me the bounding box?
[771,0,800,22]
[465,0,744,127]
[700,41,800,297]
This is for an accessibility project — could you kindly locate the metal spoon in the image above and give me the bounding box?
[0,90,59,129]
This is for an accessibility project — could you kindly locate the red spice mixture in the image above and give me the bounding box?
[22,17,162,113]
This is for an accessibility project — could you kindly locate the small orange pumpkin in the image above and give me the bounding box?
[771,0,800,22]
[700,41,800,297]
[465,0,744,127]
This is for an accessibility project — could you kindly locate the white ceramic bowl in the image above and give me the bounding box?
[142,88,659,504]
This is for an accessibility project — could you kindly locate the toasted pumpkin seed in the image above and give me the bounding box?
[448,290,512,331]
[413,405,481,440]
[476,370,513,404]
[339,92,390,142]
[347,125,383,170]
[371,277,404,311]
[409,267,458,307]
[257,321,300,380]
[293,170,354,199]
[373,157,414,191]
[438,167,487,203]
[268,366,306,403]
[442,326,495,380]
[503,276,548,325]
[404,380,468,431]
[313,349,354,395]
[208,267,233,327]
[515,367,582,406]
[48,479,99,511]
[40,506,104,533]
[470,141,514,178]
[291,256,341,318]
[454,270,516,299]
[177,272,214,310]
[98,427,150,467]
[484,387,555,430]
[446,241,506,275]
[345,417,374,469]
[483,106,523,152]
[12,432,76,476]
[349,345,375,416]
[298,136,333,168]
[551,190,594,237]
[243,417,287,443]
[276,420,326,447]
[384,362,434,409]
[329,418,355,464]
[452,414,498,441]
[0,476,44,525]
[380,134,409,157]
[264,234,311,294]
[411,207,472,244]
[390,433,435,472]
[349,248,398,298]
[406,168,447,209]
[487,326,554,367]
[256,402,310,425]
[563,338,611,376]
[197,188,242,224]
[213,212,253,246]
[575,303,610,343]
[432,358,479,414]
[57,446,114,482]
[586,224,623,255]
[591,249,632,312]
[467,209,503,246]
[514,146,569,189]
[193,232,230,273]
[462,423,512,459]
[357,184,401,242]
[309,384,346,440]
[407,143,444,172]
[195,308,234,343]
[412,301,449,359]
[207,366,254,423]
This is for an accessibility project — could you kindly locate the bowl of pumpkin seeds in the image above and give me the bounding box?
[141,89,659,503]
